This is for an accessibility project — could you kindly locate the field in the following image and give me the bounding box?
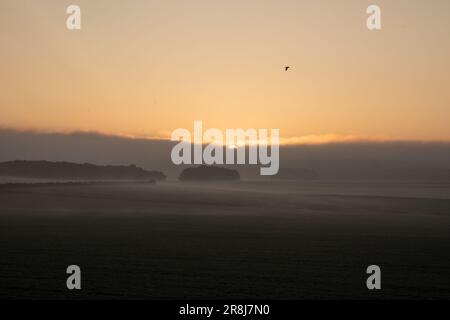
[1,180,450,299]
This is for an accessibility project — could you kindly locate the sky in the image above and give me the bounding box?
[1,0,449,143]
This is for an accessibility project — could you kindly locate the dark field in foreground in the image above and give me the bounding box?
[0,181,450,299]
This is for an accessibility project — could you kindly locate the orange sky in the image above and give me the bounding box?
[1,0,450,143]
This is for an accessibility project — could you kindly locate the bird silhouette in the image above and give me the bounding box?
[285,66,290,71]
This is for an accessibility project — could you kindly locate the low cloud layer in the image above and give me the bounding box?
[1,129,449,180]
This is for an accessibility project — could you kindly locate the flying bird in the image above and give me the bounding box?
[285,66,290,71]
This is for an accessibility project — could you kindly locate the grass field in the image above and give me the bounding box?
[1,180,449,299]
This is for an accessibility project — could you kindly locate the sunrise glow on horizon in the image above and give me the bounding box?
[1,0,450,143]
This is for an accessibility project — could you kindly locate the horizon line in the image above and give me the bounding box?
[2,126,450,146]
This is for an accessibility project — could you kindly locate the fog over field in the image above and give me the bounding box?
[1,181,450,299]
[1,129,450,299]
